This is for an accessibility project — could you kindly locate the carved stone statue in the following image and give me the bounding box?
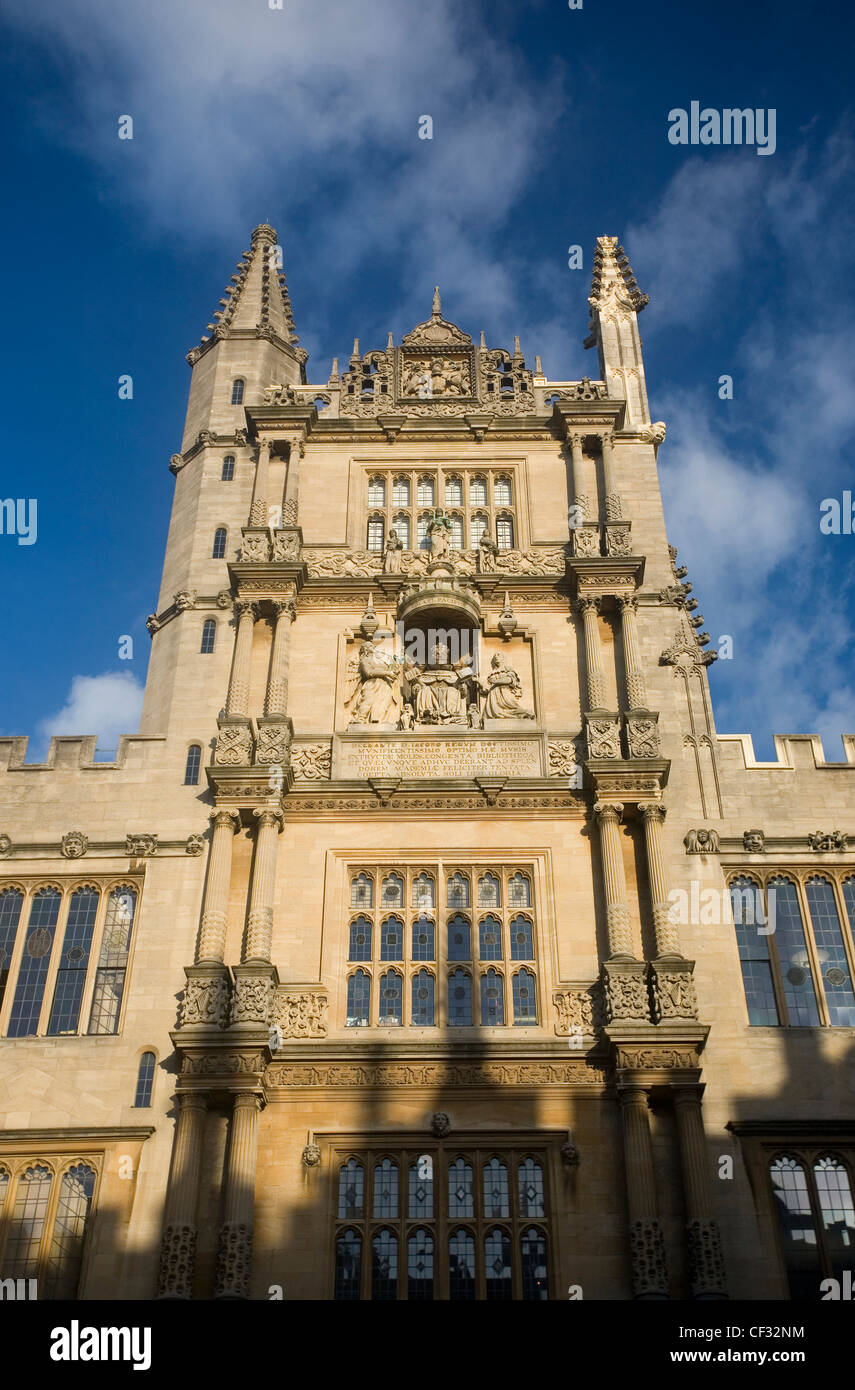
[427,510,452,561]
[477,528,498,572]
[403,642,472,726]
[346,640,402,726]
[482,653,535,720]
[683,828,720,855]
[383,529,404,573]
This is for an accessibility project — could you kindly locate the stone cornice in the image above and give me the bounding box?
[0,1127,155,1144]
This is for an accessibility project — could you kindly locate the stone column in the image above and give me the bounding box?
[265,598,297,716]
[215,1092,263,1299]
[601,431,622,521]
[156,1092,208,1299]
[569,432,589,521]
[244,808,284,963]
[618,596,646,710]
[594,802,634,958]
[638,802,680,958]
[225,601,256,719]
[197,810,240,963]
[249,438,273,527]
[282,438,302,525]
[619,1085,669,1299]
[577,597,605,710]
[673,1087,728,1299]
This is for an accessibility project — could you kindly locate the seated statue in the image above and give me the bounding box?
[482,652,535,720]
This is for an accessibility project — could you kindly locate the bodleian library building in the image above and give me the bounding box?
[0,226,853,1303]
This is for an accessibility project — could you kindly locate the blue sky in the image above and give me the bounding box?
[1,0,854,760]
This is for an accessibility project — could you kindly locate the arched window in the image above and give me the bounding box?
[483,1158,510,1217]
[518,1158,545,1217]
[368,475,386,507]
[382,873,404,908]
[134,1052,156,1107]
[449,1229,476,1300]
[729,875,778,1025]
[470,511,489,548]
[230,378,245,405]
[510,915,534,961]
[479,915,503,961]
[496,515,515,550]
[380,917,403,961]
[417,513,432,550]
[447,873,470,908]
[88,886,137,1034]
[447,915,471,961]
[768,876,820,1025]
[508,873,531,907]
[417,476,435,507]
[513,969,537,1025]
[7,888,62,1037]
[0,887,25,1011]
[813,1155,855,1277]
[520,1227,549,1299]
[379,970,403,1025]
[334,1229,362,1300]
[5,1165,53,1276]
[448,969,472,1026]
[371,1228,398,1300]
[409,1159,435,1218]
[212,528,227,559]
[805,878,855,1025]
[445,475,463,506]
[392,476,410,507]
[337,1158,365,1217]
[411,917,435,961]
[48,887,100,1036]
[411,969,435,1025]
[350,873,373,909]
[469,475,487,506]
[448,1158,475,1217]
[408,1228,434,1300]
[494,475,512,506]
[346,970,371,1026]
[412,873,435,909]
[448,515,464,550]
[200,619,217,654]
[367,515,385,552]
[478,872,501,908]
[770,1155,820,1298]
[391,512,410,548]
[481,969,505,1026]
[221,455,235,481]
[373,1159,399,1218]
[485,1229,512,1300]
[348,916,372,962]
[184,745,202,786]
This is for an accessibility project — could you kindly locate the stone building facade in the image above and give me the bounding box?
[1,226,853,1301]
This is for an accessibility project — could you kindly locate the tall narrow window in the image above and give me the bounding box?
[412,874,434,910]
[346,970,370,1026]
[411,970,435,1025]
[417,476,435,507]
[769,877,820,1026]
[479,915,503,961]
[447,873,470,908]
[379,970,403,1025]
[212,528,227,559]
[417,513,431,550]
[481,969,505,1026]
[518,1159,545,1217]
[368,476,386,507]
[371,1229,398,1300]
[391,513,410,548]
[334,1229,362,1300]
[448,915,471,961]
[48,888,100,1035]
[449,1229,476,1300]
[510,915,534,961]
[814,1155,855,1279]
[469,476,487,506]
[43,1164,97,1299]
[184,745,202,786]
[520,1228,549,1299]
[392,476,410,507]
[496,516,514,550]
[478,873,501,908]
[348,916,372,962]
[411,917,435,961]
[367,517,385,552]
[470,512,489,548]
[513,969,537,1025]
[7,888,62,1037]
[373,1159,399,1218]
[408,1229,434,1300]
[382,873,404,908]
[88,887,137,1035]
[221,455,235,481]
[494,476,512,506]
[338,1159,364,1218]
[0,887,24,1011]
[449,515,464,550]
[508,873,531,907]
[230,378,245,405]
[448,969,472,1026]
[200,619,216,654]
[380,917,403,961]
[445,476,463,506]
[351,874,373,909]
[134,1051,156,1107]
[804,878,855,1026]
[5,1165,52,1277]
[485,1229,512,1300]
[730,876,779,1025]
[770,1155,821,1299]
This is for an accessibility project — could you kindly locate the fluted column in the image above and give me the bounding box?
[601,431,622,521]
[618,596,646,709]
[215,1092,263,1299]
[156,1093,208,1299]
[569,432,589,521]
[282,438,302,525]
[594,802,634,958]
[673,1087,728,1299]
[244,808,284,962]
[265,597,297,716]
[577,597,606,709]
[197,810,240,963]
[249,438,273,526]
[638,802,680,957]
[225,601,256,719]
[619,1086,669,1299]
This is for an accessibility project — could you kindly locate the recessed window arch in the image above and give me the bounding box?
[479,915,503,961]
[494,475,513,506]
[448,969,472,1026]
[445,475,463,506]
[508,873,531,908]
[0,887,25,1011]
[412,916,435,961]
[230,378,245,405]
[469,475,487,506]
[378,969,402,1025]
[7,887,62,1037]
[417,475,435,507]
[337,1158,365,1217]
[368,475,386,507]
[449,1228,476,1300]
[448,914,471,961]
[373,1158,400,1218]
[200,619,217,654]
[221,455,235,481]
[478,872,501,908]
[134,1051,156,1107]
[513,968,537,1025]
[447,873,470,908]
[346,970,370,1026]
[334,1229,362,1300]
[184,744,202,786]
[481,969,505,1025]
[392,476,410,507]
[520,1226,549,1299]
[212,527,227,559]
[348,916,372,962]
[380,917,403,962]
[510,915,534,961]
[351,873,374,909]
[412,873,435,910]
[382,873,404,908]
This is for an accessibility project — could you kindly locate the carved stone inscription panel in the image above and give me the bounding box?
[336,734,543,780]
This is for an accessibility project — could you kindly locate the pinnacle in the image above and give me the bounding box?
[187,223,300,363]
[588,236,649,316]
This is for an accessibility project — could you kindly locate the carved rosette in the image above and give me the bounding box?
[625,713,660,759]
[601,963,650,1023]
[157,1224,197,1299]
[215,723,254,766]
[649,965,699,1022]
[686,1219,728,1298]
[214,1221,252,1299]
[231,975,275,1025]
[272,989,329,1038]
[629,1219,668,1298]
[180,975,231,1028]
[586,714,621,760]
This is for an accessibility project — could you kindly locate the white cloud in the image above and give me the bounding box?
[35,672,144,755]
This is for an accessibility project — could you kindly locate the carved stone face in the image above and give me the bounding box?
[432,642,450,666]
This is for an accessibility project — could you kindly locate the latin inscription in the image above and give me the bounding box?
[339,737,542,779]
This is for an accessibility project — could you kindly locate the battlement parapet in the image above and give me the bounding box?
[718,733,855,771]
[0,734,167,774]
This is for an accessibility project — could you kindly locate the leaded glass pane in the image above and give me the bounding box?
[479,915,503,961]
[417,513,431,549]
[0,888,24,1011]
[521,1227,549,1299]
[8,889,61,1037]
[88,887,137,1036]
[392,477,410,507]
[448,1159,475,1218]
[409,1159,435,1218]
[480,970,504,1026]
[371,1229,397,1300]
[447,915,471,961]
[367,518,385,551]
[134,1052,156,1107]
[373,1159,399,1218]
[411,970,435,1026]
[494,476,512,505]
[334,1229,361,1300]
[513,968,537,1024]
[184,745,202,785]
[445,477,463,506]
[212,527,226,559]
[48,889,99,1036]
[510,915,534,961]
[44,1163,96,1299]
[412,874,434,909]
[478,873,501,908]
[391,513,410,548]
[200,619,216,653]
[380,917,403,961]
[346,971,370,1026]
[485,1228,512,1300]
[381,873,404,908]
[337,1160,364,1218]
[770,1155,821,1299]
[496,517,514,550]
[348,916,372,962]
[768,877,820,1026]
[518,1159,545,1217]
[368,476,386,507]
[470,512,489,547]
[447,873,470,908]
[814,1155,855,1278]
[379,970,403,1025]
[411,917,435,961]
[448,969,472,1025]
[508,873,531,907]
[449,1229,476,1300]
[408,1228,434,1300]
[417,476,435,507]
[805,879,855,1026]
[483,1159,510,1218]
[350,874,373,909]
[5,1165,52,1277]
[449,516,464,550]
[469,476,487,505]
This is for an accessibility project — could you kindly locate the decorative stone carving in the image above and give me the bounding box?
[255,723,292,765]
[629,1219,668,1298]
[493,547,566,576]
[145,614,161,635]
[181,976,231,1028]
[185,833,205,856]
[263,382,298,404]
[271,530,301,561]
[169,453,185,475]
[272,989,329,1038]
[649,966,698,1022]
[625,713,660,759]
[431,1112,451,1137]
[477,528,498,571]
[234,428,247,445]
[306,549,382,577]
[639,421,667,445]
[302,1144,322,1168]
[125,833,158,857]
[743,828,765,853]
[586,715,621,760]
[601,964,649,1023]
[174,590,197,612]
[482,653,535,720]
[808,830,848,852]
[616,1046,699,1070]
[660,620,718,668]
[346,640,403,726]
[605,524,632,557]
[214,1222,252,1299]
[264,1060,606,1089]
[182,1051,266,1076]
[553,986,602,1035]
[548,739,579,778]
[683,828,720,855]
[291,743,332,780]
[560,1140,580,1167]
[60,830,88,859]
[231,975,275,1025]
[240,531,271,562]
[157,1224,197,1299]
[0,833,11,856]
[216,590,233,608]
[215,723,253,766]
[686,1219,728,1298]
[572,524,600,557]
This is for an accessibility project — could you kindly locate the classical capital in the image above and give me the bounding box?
[575,595,600,615]
[210,808,241,832]
[232,1091,263,1114]
[272,598,297,623]
[253,807,284,832]
[234,599,257,621]
[594,801,624,823]
[638,801,666,824]
[618,595,639,615]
